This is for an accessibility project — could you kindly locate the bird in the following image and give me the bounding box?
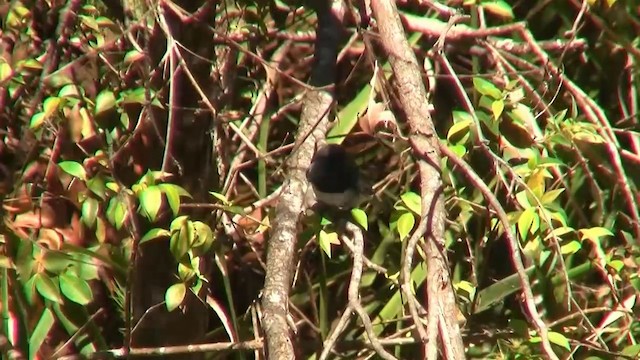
[306,144,362,209]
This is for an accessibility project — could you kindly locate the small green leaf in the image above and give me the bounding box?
[0,62,12,82]
[43,97,62,117]
[350,208,368,230]
[482,0,514,19]
[545,226,575,240]
[473,77,502,99]
[42,251,70,274]
[491,99,504,119]
[59,272,93,305]
[158,183,191,216]
[87,177,107,199]
[124,50,145,63]
[560,240,581,255]
[106,197,127,230]
[58,161,87,180]
[547,331,570,350]
[29,308,55,358]
[34,273,63,303]
[397,212,415,241]
[165,283,187,312]
[319,230,340,258]
[517,207,538,240]
[209,191,230,204]
[95,90,116,115]
[140,228,171,244]
[447,119,473,144]
[30,112,47,129]
[170,215,189,232]
[170,231,189,260]
[192,221,214,254]
[401,192,421,215]
[139,185,163,221]
[541,189,565,204]
[580,227,613,242]
[82,197,99,228]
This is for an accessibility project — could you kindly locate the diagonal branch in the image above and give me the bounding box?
[369,1,465,359]
[260,1,344,359]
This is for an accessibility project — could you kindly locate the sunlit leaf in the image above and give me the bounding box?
[165,283,187,312]
[59,272,93,305]
[82,197,99,228]
[560,240,581,255]
[473,77,502,99]
[319,230,340,258]
[350,208,368,230]
[58,161,87,180]
[29,308,55,358]
[95,90,116,115]
[140,228,171,244]
[580,227,613,242]
[139,185,163,221]
[482,0,514,19]
[34,273,63,303]
[397,212,415,241]
[401,192,421,215]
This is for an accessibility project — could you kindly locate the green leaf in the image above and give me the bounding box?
[124,49,144,63]
[58,161,86,180]
[43,97,62,117]
[0,62,12,82]
[547,331,570,350]
[209,191,230,204]
[95,90,116,115]
[42,251,70,274]
[140,228,171,244]
[447,119,473,144]
[87,177,107,199]
[491,99,504,119]
[139,185,162,221]
[59,272,93,305]
[350,208,368,230]
[170,215,190,232]
[541,189,565,205]
[517,207,538,240]
[192,221,214,254]
[560,240,581,255]
[106,197,127,230]
[34,273,63,303]
[30,112,47,129]
[158,183,191,216]
[580,227,613,242]
[401,192,421,215]
[545,226,575,240]
[81,197,99,228]
[170,230,190,260]
[29,308,55,358]
[319,230,340,258]
[165,283,187,312]
[482,0,514,19]
[473,77,502,99]
[397,212,415,241]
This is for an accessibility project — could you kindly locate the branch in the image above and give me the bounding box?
[369,1,465,359]
[260,1,344,359]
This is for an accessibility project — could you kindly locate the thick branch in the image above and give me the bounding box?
[260,1,343,359]
[369,1,465,359]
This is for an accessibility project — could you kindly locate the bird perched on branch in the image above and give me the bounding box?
[306,144,363,209]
